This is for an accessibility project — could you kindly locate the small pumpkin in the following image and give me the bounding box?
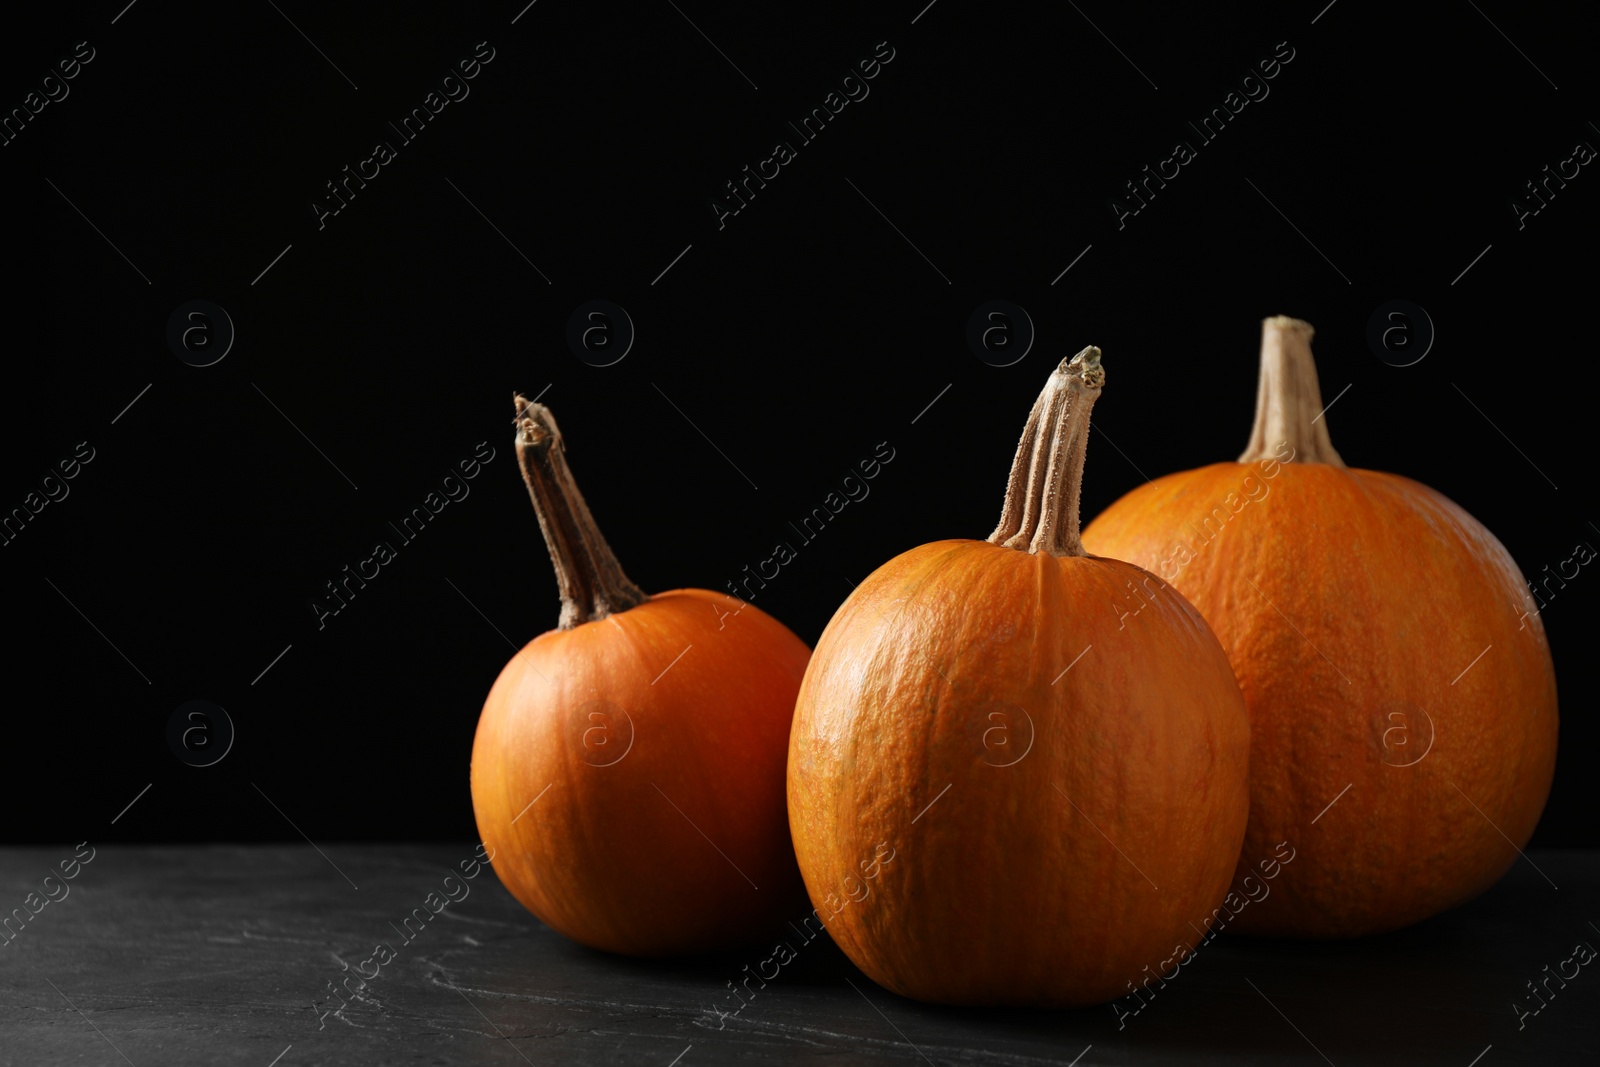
[1081,315,1558,937]
[471,397,810,956]
[787,349,1250,1007]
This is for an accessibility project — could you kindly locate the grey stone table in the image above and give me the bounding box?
[2,845,1595,1065]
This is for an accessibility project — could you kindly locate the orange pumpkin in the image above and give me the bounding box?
[471,397,810,956]
[1082,315,1559,937]
[787,349,1250,1007]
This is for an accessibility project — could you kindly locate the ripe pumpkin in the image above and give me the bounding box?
[787,349,1251,1007]
[1081,315,1559,937]
[470,397,811,956]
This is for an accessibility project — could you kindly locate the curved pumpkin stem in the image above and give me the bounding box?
[987,346,1105,558]
[1238,315,1345,467]
[514,395,648,629]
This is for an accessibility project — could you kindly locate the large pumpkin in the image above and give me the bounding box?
[1081,315,1559,937]
[471,397,811,956]
[788,349,1251,1006]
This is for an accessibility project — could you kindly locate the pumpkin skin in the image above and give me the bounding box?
[472,587,811,956]
[787,350,1251,1007]
[1080,323,1559,938]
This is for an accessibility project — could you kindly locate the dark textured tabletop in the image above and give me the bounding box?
[2,845,1595,1065]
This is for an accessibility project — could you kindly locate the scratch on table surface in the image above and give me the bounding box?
[421,971,1059,1064]
[424,971,657,1012]
[329,1011,556,1042]
[694,1012,1083,1065]
[241,926,334,946]
[134,968,265,987]
[432,907,540,931]
[317,1004,369,1030]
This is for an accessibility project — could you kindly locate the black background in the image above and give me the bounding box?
[4,0,1594,846]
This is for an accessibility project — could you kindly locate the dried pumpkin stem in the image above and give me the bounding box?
[514,395,648,629]
[1238,315,1345,467]
[987,346,1105,558]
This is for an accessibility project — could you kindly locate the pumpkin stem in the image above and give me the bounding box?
[987,346,1105,557]
[1238,315,1346,467]
[514,395,648,629]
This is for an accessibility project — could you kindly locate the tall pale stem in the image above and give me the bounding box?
[1238,315,1345,466]
[987,347,1106,557]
